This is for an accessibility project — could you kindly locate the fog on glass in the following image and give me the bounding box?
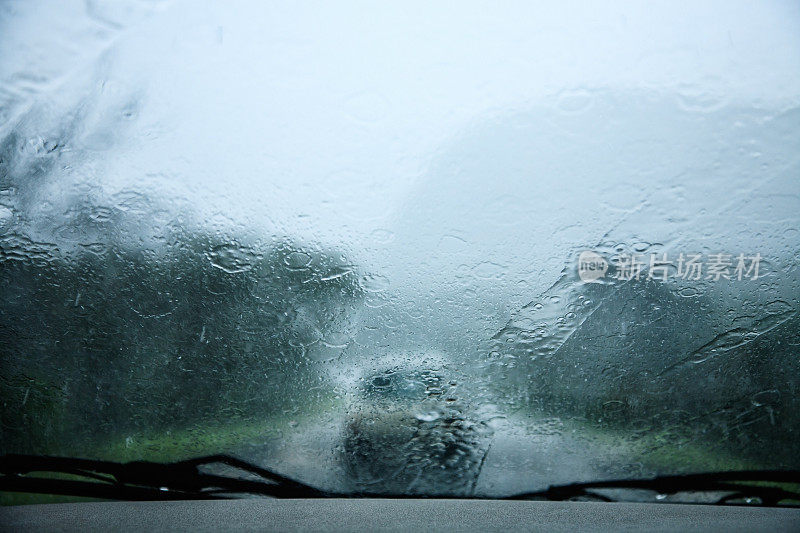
[1,0,798,498]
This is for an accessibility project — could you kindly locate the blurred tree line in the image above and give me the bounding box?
[485,255,800,469]
[0,223,362,453]
[0,90,364,455]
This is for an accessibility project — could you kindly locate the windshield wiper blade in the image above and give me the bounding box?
[506,470,800,506]
[0,454,335,501]
[5,454,799,505]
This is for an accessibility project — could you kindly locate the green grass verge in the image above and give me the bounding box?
[1,399,336,506]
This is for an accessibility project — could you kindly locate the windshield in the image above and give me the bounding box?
[1,0,799,504]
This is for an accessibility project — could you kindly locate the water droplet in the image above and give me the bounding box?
[206,244,255,273]
[371,228,395,244]
[284,251,312,270]
[415,410,441,422]
[360,274,390,293]
[678,286,700,298]
[765,300,792,315]
[556,89,594,114]
[472,261,506,280]
[321,332,351,348]
[89,206,113,223]
[319,267,354,282]
[676,84,727,112]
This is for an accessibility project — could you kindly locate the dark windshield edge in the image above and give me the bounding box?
[507,469,800,507]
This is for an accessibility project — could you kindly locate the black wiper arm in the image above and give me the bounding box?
[506,470,800,506]
[0,454,335,501]
[5,455,799,505]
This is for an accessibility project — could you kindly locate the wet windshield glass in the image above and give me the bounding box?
[1,0,799,501]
